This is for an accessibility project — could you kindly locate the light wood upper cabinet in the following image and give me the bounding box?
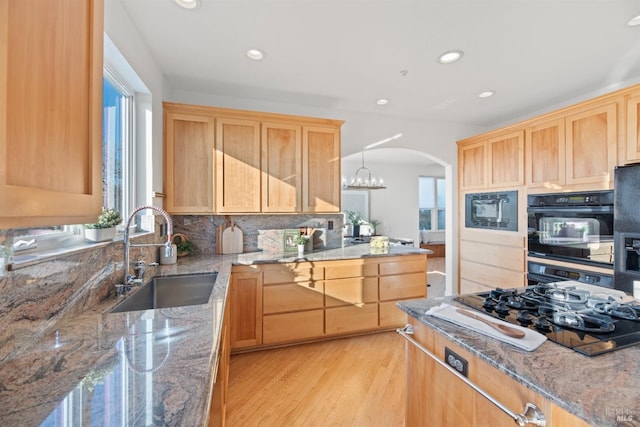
[261,122,301,212]
[162,103,343,214]
[302,126,341,212]
[525,118,565,189]
[215,117,261,213]
[164,110,215,213]
[0,0,103,228]
[565,102,617,187]
[459,140,487,190]
[625,93,640,163]
[487,130,524,187]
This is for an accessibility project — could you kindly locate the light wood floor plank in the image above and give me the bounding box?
[227,331,406,427]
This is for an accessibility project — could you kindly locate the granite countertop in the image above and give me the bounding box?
[233,242,430,265]
[0,244,428,426]
[397,297,640,427]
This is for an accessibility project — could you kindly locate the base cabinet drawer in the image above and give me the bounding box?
[263,309,324,344]
[379,272,426,301]
[262,264,324,284]
[379,256,426,275]
[263,282,324,314]
[379,301,407,328]
[324,260,378,279]
[324,277,378,307]
[325,303,378,335]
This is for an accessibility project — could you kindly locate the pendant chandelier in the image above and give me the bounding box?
[343,150,386,190]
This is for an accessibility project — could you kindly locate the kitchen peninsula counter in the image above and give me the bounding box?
[397,297,640,427]
[0,244,428,426]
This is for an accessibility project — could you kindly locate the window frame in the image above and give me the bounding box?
[419,176,446,231]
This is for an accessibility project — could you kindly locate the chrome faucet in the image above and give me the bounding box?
[120,205,173,294]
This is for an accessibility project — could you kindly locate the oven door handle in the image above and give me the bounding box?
[397,324,547,427]
[527,206,613,214]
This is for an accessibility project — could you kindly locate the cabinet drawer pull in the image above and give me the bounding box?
[397,325,546,427]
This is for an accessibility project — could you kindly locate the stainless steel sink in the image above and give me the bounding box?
[110,272,217,313]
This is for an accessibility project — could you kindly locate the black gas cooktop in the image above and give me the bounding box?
[455,283,640,356]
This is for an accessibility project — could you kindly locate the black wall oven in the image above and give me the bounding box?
[527,190,614,268]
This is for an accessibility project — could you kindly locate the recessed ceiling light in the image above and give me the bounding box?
[438,50,464,64]
[628,13,640,26]
[246,49,264,60]
[376,99,390,105]
[174,0,198,9]
[478,91,495,98]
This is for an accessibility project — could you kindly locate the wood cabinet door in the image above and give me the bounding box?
[302,126,341,212]
[625,94,640,162]
[215,117,261,212]
[525,119,565,189]
[0,0,103,228]
[488,130,524,187]
[164,110,215,213]
[565,103,617,187]
[261,122,301,212]
[405,320,475,426]
[229,271,263,350]
[459,140,487,190]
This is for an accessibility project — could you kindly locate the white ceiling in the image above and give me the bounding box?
[119,0,640,129]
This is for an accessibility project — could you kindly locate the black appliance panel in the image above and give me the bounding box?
[527,261,613,288]
[465,190,518,232]
[614,164,640,294]
[527,190,614,267]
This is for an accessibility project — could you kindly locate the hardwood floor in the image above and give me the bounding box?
[226,331,406,426]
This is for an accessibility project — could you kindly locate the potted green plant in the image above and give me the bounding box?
[293,234,310,257]
[369,218,381,236]
[84,208,122,242]
[175,239,196,257]
[346,210,362,237]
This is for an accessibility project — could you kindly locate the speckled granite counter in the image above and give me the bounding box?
[397,297,640,427]
[233,242,431,264]
[0,244,428,426]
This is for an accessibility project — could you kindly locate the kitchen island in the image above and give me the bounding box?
[0,244,428,426]
[397,297,640,427]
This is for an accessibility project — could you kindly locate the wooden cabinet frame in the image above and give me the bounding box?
[163,103,344,214]
[0,0,104,228]
[164,111,216,213]
[231,254,427,351]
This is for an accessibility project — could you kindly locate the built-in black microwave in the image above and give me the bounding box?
[464,190,518,232]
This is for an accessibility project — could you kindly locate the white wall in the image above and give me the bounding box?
[104,0,169,206]
[342,159,445,245]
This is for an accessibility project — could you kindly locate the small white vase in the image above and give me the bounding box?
[297,244,305,257]
[84,227,116,242]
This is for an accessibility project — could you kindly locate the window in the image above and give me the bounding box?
[419,176,446,231]
[11,70,135,257]
[103,70,133,218]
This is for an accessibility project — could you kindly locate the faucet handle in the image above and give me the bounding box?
[115,283,132,297]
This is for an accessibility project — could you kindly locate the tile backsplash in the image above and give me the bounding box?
[173,214,344,254]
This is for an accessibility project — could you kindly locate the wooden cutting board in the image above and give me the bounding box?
[215,224,226,254]
[221,223,243,254]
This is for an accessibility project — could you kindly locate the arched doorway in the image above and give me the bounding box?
[341,147,456,296]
